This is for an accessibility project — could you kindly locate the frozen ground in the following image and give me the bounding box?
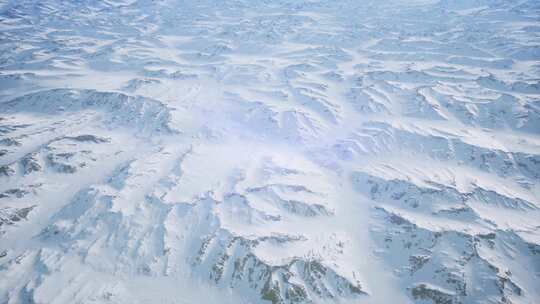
[0,0,539,303]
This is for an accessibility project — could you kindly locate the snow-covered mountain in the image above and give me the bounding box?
[0,0,539,303]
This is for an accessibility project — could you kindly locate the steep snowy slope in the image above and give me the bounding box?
[0,0,539,303]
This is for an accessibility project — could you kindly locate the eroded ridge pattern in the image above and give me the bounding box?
[0,0,539,303]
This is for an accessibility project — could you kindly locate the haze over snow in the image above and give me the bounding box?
[0,0,539,303]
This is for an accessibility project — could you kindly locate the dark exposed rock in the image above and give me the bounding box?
[409,255,430,274]
[46,154,77,173]
[0,164,16,176]
[65,134,110,143]
[0,205,36,227]
[411,283,456,304]
[20,152,41,174]
[1,188,30,198]
[0,137,21,146]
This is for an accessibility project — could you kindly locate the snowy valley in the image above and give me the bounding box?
[0,0,539,303]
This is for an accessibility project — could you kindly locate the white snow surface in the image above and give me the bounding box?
[0,0,539,303]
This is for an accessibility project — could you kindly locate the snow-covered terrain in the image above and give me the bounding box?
[0,0,539,303]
